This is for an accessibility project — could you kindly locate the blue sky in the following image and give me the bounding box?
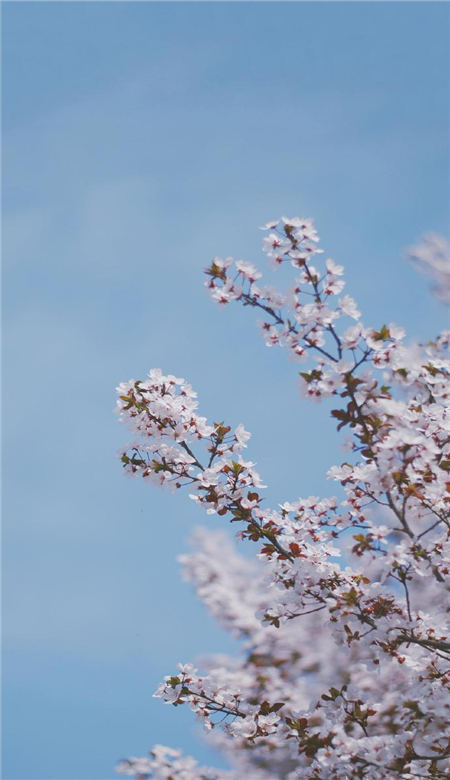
[2,2,449,779]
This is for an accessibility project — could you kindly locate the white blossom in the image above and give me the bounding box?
[116,216,450,780]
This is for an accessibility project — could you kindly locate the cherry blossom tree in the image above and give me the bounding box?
[115,217,450,780]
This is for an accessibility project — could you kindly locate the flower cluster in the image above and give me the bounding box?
[116,744,238,780]
[116,217,450,780]
[407,233,450,305]
[116,369,252,493]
